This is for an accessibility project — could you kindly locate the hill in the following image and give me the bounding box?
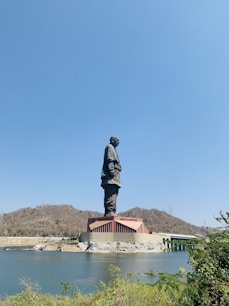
[119,207,207,236]
[0,205,208,237]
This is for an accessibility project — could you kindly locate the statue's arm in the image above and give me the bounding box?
[105,145,116,177]
[107,160,115,177]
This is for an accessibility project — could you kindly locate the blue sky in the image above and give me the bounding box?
[0,1,228,227]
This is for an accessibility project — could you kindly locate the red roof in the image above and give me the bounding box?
[116,220,143,231]
[89,220,111,231]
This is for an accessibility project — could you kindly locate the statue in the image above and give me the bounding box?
[101,136,122,216]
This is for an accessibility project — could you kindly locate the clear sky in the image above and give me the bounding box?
[0,1,228,228]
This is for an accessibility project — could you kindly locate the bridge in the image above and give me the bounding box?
[159,232,198,251]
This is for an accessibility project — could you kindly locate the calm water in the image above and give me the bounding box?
[0,249,190,297]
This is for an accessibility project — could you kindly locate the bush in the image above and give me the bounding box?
[182,211,229,305]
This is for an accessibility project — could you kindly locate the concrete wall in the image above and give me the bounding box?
[0,237,63,247]
[79,232,166,244]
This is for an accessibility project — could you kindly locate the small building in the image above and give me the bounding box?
[87,216,149,233]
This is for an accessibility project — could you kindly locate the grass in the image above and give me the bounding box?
[0,265,187,306]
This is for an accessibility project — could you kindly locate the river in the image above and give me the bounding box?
[0,249,190,297]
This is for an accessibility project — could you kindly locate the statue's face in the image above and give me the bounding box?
[114,138,119,147]
[111,137,119,147]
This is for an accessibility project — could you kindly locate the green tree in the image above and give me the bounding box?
[183,211,229,305]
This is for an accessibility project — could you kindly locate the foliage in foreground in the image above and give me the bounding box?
[1,211,229,306]
[184,211,229,305]
[0,265,186,306]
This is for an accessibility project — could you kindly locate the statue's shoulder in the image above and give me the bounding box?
[105,144,116,159]
[107,143,113,149]
[106,143,116,153]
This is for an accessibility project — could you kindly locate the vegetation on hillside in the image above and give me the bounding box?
[119,206,208,235]
[0,205,208,237]
[1,211,229,305]
[0,205,102,237]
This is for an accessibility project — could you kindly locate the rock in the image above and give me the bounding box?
[78,240,165,253]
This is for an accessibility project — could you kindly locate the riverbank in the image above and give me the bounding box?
[0,267,186,306]
[0,236,82,252]
[0,236,166,253]
[0,249,190,297]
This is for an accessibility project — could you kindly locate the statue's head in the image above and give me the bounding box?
[110,136,120,147]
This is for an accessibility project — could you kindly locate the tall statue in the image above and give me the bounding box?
[101,136,122,216]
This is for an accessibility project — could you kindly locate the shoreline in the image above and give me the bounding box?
[0,236,82,252]
[0,236,166,253]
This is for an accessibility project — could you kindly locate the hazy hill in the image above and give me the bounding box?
[0,205,102,237]
[119,207,207,236]
[0,205,208,237]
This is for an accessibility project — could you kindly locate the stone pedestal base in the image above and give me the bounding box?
[79,231,164,244]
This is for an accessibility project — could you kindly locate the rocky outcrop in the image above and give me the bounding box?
[78,240,166,253]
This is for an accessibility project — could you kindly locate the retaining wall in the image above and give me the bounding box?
[79,232,167,243]
[0,237,63,247]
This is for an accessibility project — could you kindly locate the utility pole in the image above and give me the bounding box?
[0,212,3,224]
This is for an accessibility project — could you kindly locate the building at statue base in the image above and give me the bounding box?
[88,216,149,233]
[79,216,165,244]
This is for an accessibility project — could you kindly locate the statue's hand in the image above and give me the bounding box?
[109,170,115,177]
[108,162,115,177]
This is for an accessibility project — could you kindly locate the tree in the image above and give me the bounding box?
[183,212,229,305]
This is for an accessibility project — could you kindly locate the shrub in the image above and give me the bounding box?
[182,211,229,305]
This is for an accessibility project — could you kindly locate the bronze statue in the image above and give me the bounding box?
[101,136,122,216]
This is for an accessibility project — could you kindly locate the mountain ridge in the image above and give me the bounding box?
[0,204,208,237]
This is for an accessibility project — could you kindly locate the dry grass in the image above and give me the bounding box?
[0,205,208,237]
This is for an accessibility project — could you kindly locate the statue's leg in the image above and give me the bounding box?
[104,185,119,216]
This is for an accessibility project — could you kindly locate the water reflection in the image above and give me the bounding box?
[0,250,190,296]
